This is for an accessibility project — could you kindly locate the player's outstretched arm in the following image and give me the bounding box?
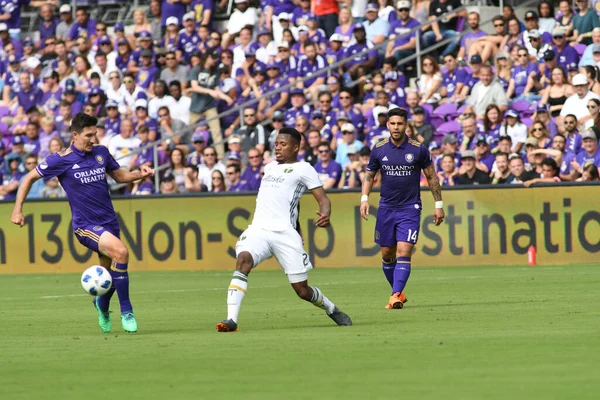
[109,165,155,183]
[360,170,377,221]
[311,187,331,228]
[10,169,43,227]
[423,164,445,226]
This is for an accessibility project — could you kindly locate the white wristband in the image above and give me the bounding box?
[435,201,443,209]
[361,195,369,203]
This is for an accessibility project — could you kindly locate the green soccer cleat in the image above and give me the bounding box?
[121,312,138,333]
[93,297,111,333]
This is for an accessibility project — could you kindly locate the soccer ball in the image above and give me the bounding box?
[81,266,112,296]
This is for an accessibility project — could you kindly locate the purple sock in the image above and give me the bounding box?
[112,262,133,314]
[392,257,411,294]
[382,256,396,290]
[97,284,115,312]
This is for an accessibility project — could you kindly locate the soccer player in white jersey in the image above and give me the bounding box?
[216,127,352,332]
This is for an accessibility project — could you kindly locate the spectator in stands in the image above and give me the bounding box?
[458,116,478,152]
[161,51,189,88]
[15,72,42,118]
[572,0,600,45]
[385,1,419,64]
[437,154,459,186]
[579,65,600,97]
[158,106,190,153]
[226,164,248,191]
[457,150,491,185]
[436,134,460,172]
[422,0,465,58]
[160,170,178,195]
[481,104,502,146]
[335,123,363,168]
[68,7,97,46]
[363,3,388,45]
[417,55,442,105]
[303,129,321,166]
[224,0,259,48]
[535,1,555,33]
[338,144,362,189]
[501,109,527,153]
[314,141,341,189]
[236,107,267,155]
[529,121,552,149]
[523,158,561,186]
[186,132,206,167]
[458,12,486,60]
[491,152,511,184]
[540,67,573,118]
[570,127,600,177]
[108,119,140,169]
[210,170,226,193]
[198,146,226,190]
[579,163,599,181]
[239,147,262,191]
[578,28,600,67]
[412,106,433,146]
[189,50,229,157]
[473,135,494,173]
[469,15,506,64]
[506,46,539,101]
[167,148,187,193]
[439,53,467,105]
[499,17,523,56]
[184,166,207,193]
[506,154,537,184]
[296,42,327,100]
[56,4,73,40]
[343,23,377,81]
[167,81,190,125]
[552,27,579,72]
[560,73,600,128]
[465,65,507,120]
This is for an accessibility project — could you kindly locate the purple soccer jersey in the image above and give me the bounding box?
[390,18,420,47]
[565,133,582,155]
[314,159,342,187]
[367,138,432,245]
[511,62,538,96]
[442,67,468,97]
[575,147,600,168]
[35,144,121,251]
[555,45,579,73]
[296,54,328,87]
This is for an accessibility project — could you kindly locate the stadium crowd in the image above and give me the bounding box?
[0,0,599,199]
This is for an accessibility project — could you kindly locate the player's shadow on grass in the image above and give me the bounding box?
[409,299,536,308]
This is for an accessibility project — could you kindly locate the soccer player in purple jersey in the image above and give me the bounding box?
[10,113,155,333]
[360,108,445,309]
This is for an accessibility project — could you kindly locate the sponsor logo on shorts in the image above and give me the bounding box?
[96,155,104,164]
[93,226,103,231]
[375,231,380,240]
[405,153,414,163]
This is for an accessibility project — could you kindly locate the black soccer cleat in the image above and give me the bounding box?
[328,307,353,326]
[216,319,238,332]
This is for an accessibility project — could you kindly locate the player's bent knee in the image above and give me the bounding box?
[236,251,254,274]
[290,280,311,301]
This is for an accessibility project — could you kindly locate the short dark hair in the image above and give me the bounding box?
[387,108,408,121]
[158,106,170,115]
[169,80,181,89]
[542,157,558,173]
[227,164,241,173]
[71,112,98,133]
[495,152,509,161]
[498,135,512,142]
[317,141,331,149]
[279,126,302,144]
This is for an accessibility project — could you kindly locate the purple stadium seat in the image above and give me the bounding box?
[432,103,458,121]
[0,121,8,135]
[430,115,445,129]
[421,103,434,115]
[510,100,530,113]
[436,120,461,135]
[457,104,467,115]
[521,117,533,128]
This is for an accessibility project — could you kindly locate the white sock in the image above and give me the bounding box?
[310,286,335,314]
[227,271,248,322]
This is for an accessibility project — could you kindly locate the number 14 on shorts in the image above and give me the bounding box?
[407,229,418,243]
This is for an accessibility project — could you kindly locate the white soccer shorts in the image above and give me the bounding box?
[235,225,313,279]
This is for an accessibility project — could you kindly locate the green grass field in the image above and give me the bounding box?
[1,264,599,400]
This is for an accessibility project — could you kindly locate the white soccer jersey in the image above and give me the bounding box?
[251,161,322,232]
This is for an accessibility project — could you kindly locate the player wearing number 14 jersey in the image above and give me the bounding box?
[216,127,352,332]
[360,108,445,309]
